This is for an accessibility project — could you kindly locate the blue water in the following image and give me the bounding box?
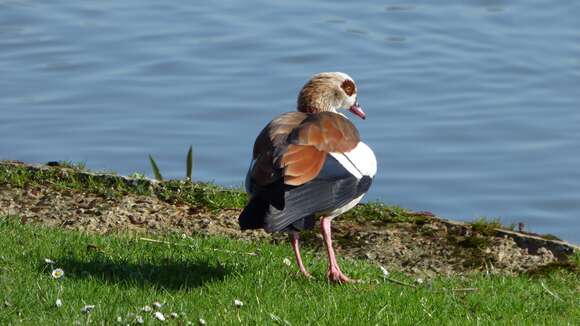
[1,0,579,242]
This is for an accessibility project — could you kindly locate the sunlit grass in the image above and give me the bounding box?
[149,145,194,182]
[0,216,578,325]
[342,201,431,224]
[148,154,164,182]
[0,162,246,210]
[186,145,193,182]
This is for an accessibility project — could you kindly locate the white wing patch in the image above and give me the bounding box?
[329,142,377,179]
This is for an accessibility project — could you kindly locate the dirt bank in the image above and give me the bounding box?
[0,160,577,277]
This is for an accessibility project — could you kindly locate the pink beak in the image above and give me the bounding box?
[349,102,366,120]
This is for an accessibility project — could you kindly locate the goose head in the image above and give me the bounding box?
[297,72,365,119]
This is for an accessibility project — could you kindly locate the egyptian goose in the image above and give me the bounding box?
[239,72,377,283]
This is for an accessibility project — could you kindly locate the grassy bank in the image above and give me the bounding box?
[0,160,567,235]
[0,216,578,325]
[0,160,437,224]
[1,160,578,277]
[1,160,573,241]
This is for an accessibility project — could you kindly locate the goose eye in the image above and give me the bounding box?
[340,79,356,96]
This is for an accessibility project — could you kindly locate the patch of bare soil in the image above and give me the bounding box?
[2,180,577,277]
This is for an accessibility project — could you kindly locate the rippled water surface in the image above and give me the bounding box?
[1,0,579,242]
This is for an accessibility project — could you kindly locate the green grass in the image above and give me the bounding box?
[148,144,194,182]
[469,218,510,236]
[0,217,578,325]
[53,160,88,171]
[469,217,564,241]
[0,162,151,198]
[0,162,247,210]
[342,202,431,224]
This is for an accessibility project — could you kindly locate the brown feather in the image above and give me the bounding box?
[283,146,326,186]
[250,111,359,187]
[250,112,309,186]
[281,145,325,175]
[289,112,360,153]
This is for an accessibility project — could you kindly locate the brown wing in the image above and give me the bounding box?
[287,112,360,152]
[280,144,326,186]
[251,112,309,186]
[250,111,360,187]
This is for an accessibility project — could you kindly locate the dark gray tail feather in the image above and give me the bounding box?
[238,196,268,230]
[263,176,372,233]
[238,194,316,232]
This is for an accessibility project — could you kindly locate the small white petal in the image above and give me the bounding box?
[416,278,424,284]
[80,305,95,313]
[135,315,144,324]
[234,299,244,308]
[44,258,55,264]
[270,313,291,325]
[283,258,292,266]
[141,305,152,312]
[170,312,178,319]
[55,299,63,307]
[379,266,389,277]
[116,316,122,323]
[154,311,165,321]
[51,268,64,279]
[153,301,163,308]
[198,318,207,325]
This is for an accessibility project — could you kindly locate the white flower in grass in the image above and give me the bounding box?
[154,311,166,321]
[198,318,207,325]
[170,312,178,319]
[51,268,64,279]
[135,315,144,324]
[270,313,291,325]
[44,258,55,264]
[116,316,122,323]
[234,299,244,308]
[416,277,424,284]
[141,305,152,312]
[55,299,63,307]
[270,313,281,322]
[153,301,163,308]
[80,305,95,313]
[379,266,389,277]
[283,257,292,266]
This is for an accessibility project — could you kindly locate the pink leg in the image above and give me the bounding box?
[320,217,352,283]
[290,232,312,278]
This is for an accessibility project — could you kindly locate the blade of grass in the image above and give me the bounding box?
[186,145,193,181]
[148,155,163,181]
